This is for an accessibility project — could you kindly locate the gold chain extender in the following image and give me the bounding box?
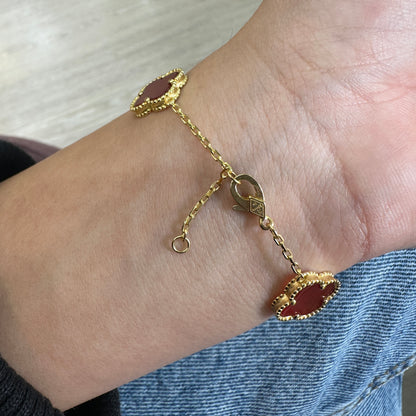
[170,102,301,278]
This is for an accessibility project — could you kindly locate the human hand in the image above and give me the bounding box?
[188,0,416,275]
[0,0,414,411]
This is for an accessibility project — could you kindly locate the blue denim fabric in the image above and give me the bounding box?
[348,375,402,416]
[119,249,416,415]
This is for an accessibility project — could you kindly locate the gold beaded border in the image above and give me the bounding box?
[130,68,187,117]
[272,271,341,321]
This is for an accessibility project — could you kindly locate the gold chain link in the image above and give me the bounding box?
[182,170,227,236]
[171,103,240,184]
[260,216,303,276]
[172,169,228,253]
[170,103,302,276]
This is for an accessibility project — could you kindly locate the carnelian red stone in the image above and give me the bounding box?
[134,71,179,107]
[280,283,336,317]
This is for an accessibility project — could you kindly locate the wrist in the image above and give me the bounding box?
[179,24,367,279]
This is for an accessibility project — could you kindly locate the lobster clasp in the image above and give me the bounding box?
[230,174,266,218]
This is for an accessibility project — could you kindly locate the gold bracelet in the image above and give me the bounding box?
[130,68,340,321]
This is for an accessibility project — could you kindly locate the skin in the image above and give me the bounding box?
[0,0,415,411]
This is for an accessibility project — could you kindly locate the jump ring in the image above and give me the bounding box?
[172,235,191,253]
[260,216,274,230]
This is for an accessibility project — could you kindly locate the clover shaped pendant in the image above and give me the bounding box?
[130,69,187,117]
[272,272,340,321]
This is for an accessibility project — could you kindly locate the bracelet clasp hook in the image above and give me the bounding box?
[230,174,266,219]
